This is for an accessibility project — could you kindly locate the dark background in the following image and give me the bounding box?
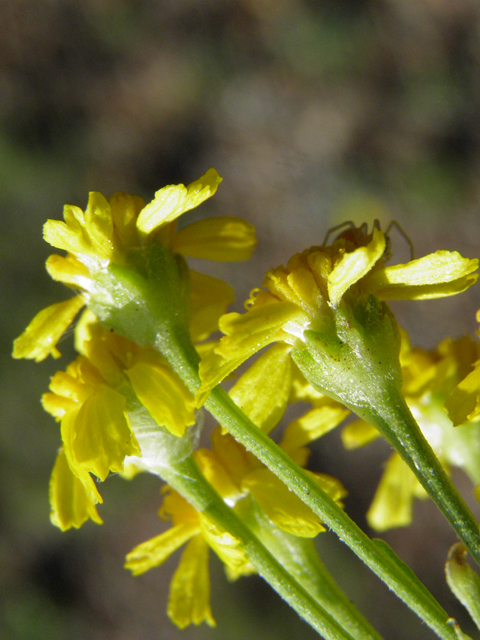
[2,1,480,638]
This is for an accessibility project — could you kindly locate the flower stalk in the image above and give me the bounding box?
[292,296,480,566]
[159,453,374,640]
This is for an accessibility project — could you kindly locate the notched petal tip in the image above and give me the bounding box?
[136,168,222,237]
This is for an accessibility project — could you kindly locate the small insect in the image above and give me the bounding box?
[322,219,414,261]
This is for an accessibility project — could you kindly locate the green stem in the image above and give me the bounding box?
[363,389,480,567]
[249,505,383,640]
[161,454,360,640]
[156,329,461,640]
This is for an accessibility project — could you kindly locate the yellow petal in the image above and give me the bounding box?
[445,364,480,426]
[41,391,77,420]
[229,343,292,434]
[341,419,380,449]
[167,536,216,628]
[312,471,348,505]
[200,515,253,576]
[125,522,200,575]
[136,169,222,237]
[72,309,99,355]
[195,449,243,502]
[367,452,426,532]
[45,254,92,288]
[328,227,386,307]
[63,387,140,481]
[83,191,114,260]
[13,296,85,361]
[109,192,145,251]
[197,302,304,405]
[126,362,196,437]
[286,264,323,313]
[189,270,234,342]
[210,429,255,488]
[48,362,98,403]
[119,460,143,480]
[281,403,349,453]
[44,206,89,255]
[161,488,200,527]
[242,468,325,537]
[173,217,256,261]
[59,407,105,503]
[49,448,103,531]
[289,365,325,404]
[82,330,126,389]
[365,251,479,300]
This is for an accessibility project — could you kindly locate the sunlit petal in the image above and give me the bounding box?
[328,227,386,306]
[242,468,325,537]
[136,169,222,236]
[367,453,427,531]
[189,270,234,342]
[12,296,85,361]
[341,418,381,449]
[174,217,256,261]
[281,403,349,453]
[365,251,479,300]
[127,362,196,437]
[125,522,200,576]
[167,536,216,628]
[229,343,292,434]
[49,448,103,531]
[65,386,140,481]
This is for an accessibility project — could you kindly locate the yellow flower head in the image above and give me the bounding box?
[13,169,256,361]
[198,220,478,403]
[124,454,257,629]
[44,314,197,530]
[125,487,216,629]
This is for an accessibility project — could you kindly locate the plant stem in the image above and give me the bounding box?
[250,507,384,640]
[364,388,480,567]
[161,454,360,640]
[156,329,461,640]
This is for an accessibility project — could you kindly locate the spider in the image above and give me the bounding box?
[322,219,414,261]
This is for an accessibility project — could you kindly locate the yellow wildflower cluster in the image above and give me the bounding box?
[13,170,257,530]
[13,167,480,637]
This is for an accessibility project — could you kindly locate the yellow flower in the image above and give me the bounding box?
[13,169,256,361]
[342,331,480,530]
[44,315,197,530]
[209,346,347,543]
[198,221,478,403]
[445,311,480,428]
[125,488,217,628]
[125,351,347,627]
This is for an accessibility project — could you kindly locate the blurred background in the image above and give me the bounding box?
[2,1,480,638]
